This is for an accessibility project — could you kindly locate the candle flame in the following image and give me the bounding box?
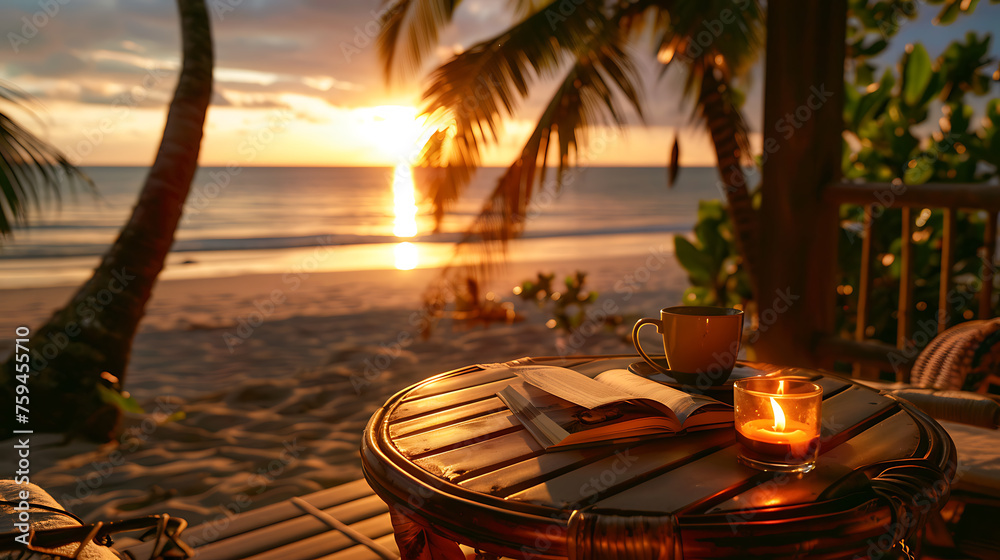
[770,397,786,432]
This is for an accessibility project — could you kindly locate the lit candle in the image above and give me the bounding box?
[734,378,822,473]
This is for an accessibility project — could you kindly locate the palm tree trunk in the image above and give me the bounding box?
[699,70,759,288]
[1,0,213,441]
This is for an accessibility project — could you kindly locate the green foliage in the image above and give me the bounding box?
[840,7,999,343]
[96,384,144,414]
[674,200,753,308]
[515,271,604,333]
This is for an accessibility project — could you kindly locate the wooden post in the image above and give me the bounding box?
[755,0,846,367]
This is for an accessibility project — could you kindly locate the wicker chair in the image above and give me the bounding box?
[885,319,1000,559]
[912,318,1000,394]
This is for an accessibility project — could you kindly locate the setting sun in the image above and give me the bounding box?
[358,105,429,162]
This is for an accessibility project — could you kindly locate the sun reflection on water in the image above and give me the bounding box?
[394,241,418,270]
[392,165,420,269]
[392,166,418,238]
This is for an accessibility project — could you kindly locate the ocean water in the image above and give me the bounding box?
[0,166,730,288]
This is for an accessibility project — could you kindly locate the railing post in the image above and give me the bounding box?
[938,208,956,333]
[981,212,997,319]
[854,205,878,379]
[756,0,846,367]
[897,207,915,381]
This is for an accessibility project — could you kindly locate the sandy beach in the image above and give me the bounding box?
[0,249,688,527]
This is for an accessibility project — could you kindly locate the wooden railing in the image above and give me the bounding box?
[818,180,1000,378]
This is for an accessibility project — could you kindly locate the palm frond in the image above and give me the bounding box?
[416,0,614,227]
[0,83,92,238]
[417,126,475,228]
[507,0,550,17]
[648,0,763,75]
[427,39,644,304]
[378,0,463,81]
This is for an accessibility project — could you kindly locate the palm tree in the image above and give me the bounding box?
[379,0,763,309]
[0,0,214,441]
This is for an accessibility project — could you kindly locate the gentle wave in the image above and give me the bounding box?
[0,223,694,259]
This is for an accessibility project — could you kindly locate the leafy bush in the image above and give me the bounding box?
[673,200,753,308]
[514,271,606,333]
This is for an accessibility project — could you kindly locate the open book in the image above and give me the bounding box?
[496,365,733,449]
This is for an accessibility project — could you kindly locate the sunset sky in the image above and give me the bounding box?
[1,1,997,168]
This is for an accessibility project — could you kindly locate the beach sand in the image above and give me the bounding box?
[0,250,689,527]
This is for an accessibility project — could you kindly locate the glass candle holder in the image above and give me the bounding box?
[734,377,822,473]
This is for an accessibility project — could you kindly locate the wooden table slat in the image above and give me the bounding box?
[401,366,514,401]
[413,430,545,482]
[391,397,509,439]
[392,377,518,420]
[392,411,522,458]
[457,439,633,498]
[504,430,735,508]
[390,380,572,427]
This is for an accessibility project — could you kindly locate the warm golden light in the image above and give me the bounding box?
[770,397,786,432]
[360,105,429,161]
[656,44,675,64]
[394,242,418,270]
[392,165,418,238]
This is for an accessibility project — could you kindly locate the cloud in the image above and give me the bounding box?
[0,0,787,165]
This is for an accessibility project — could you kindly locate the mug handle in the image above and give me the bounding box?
[632,318,670,373]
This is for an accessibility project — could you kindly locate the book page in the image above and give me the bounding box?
[594,369,726,425]
[509,365,637,410]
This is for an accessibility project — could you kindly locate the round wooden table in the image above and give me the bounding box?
[361,355,956,559]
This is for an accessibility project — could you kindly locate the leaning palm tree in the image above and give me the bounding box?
[0,0,213,440]
[379,0,762,315]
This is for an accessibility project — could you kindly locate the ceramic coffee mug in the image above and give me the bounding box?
[632,306,744,379]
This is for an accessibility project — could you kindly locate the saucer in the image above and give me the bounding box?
[628,358,764,391]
